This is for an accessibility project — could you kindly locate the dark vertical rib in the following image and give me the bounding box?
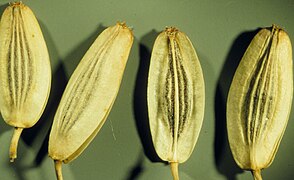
[256,29,279,140]
[241,31,278,145]
[174,40,189,138]
[14,7,21,110]
[164,36,190,139]
[58,27,120,134]
[166,39,175,138]
[19,7,33,106]
[8,7,16,107]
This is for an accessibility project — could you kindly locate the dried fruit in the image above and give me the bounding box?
[0,2,51,162]
[227,25,293,179]
[48,22,133,180]
[147,27,205,180]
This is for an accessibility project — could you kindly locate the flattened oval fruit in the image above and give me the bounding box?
[0,2,51,162]
[227,25,293,179]
[147,27,205,179]
[48,22,133,180]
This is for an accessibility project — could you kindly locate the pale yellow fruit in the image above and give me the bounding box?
[0,2,51,162]
[147,27,205,180]
[48,22,133,180]
[227,25,293,180]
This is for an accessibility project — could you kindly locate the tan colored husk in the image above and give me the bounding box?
[227,25,293,180]
[0,2,51,162]
[48,22,133,180]
[147,27,205,180]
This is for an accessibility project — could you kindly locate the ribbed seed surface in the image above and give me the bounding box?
[227,25,293,176]
[0,2,51,162]
[147,27,205,164]
[49,22,133,164]
[0,2,51,127]
[165,39,190,139]
[8,7,33,110]
[242,31,278,145]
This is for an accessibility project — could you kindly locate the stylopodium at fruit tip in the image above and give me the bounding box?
[165,27,179,38]
[272,24,281,30]
[116,21,134,31]
[9,1,24,7]
[117,21,126,27]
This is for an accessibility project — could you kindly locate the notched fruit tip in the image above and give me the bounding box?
[271,24,282,31]
[9,1,23,7]
[165,27,179,37]
[265,24,284,34]
[116,21,134,34]
[116,21,127,28]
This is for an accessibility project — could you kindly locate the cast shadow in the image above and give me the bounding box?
[31,63,68,166]
[0,19,68,180]
[29,24,107,166]
[0,3,12,136]
[133,29,163,165]
[0,3,7,12]
[62,24,106,76]
[9,66,67,178]
[124,152,145,180]
[20,21,68,167]
[214,28,261,180]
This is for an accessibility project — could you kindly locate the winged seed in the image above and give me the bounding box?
[227,25,293,180]
[0,2,51,162]
[147,27,205,180]
[48,22,133,180]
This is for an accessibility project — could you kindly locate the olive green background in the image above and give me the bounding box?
[0,0,293,179]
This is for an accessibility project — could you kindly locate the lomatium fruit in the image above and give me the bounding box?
[227,25,293,180]
[147,27,205,180]
[48,22,133,180]
[0,2,51,162]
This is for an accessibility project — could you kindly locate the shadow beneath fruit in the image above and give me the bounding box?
[11,23,107,180]
[20,21,68,167]
[0,20,67,180]
[0,114,11,136]
[62,24,106,76]
[124,152,145,180]
[133,30,163,164]
[8,162,26,180]
[33,63,68,166]
[214,28,261,180]
[29,24,106,166]
[0,3,7,13]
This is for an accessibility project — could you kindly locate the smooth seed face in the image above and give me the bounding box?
[227,25,293,173]
[48,22,133,164]
[147,27,205,164]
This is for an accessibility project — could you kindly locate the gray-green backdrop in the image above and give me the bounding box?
[0,0,293,179]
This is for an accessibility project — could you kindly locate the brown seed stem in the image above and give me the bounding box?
[170,162,179,180]
[9,127,23,162]
[252,169,262,180]
[54,160,63,180]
